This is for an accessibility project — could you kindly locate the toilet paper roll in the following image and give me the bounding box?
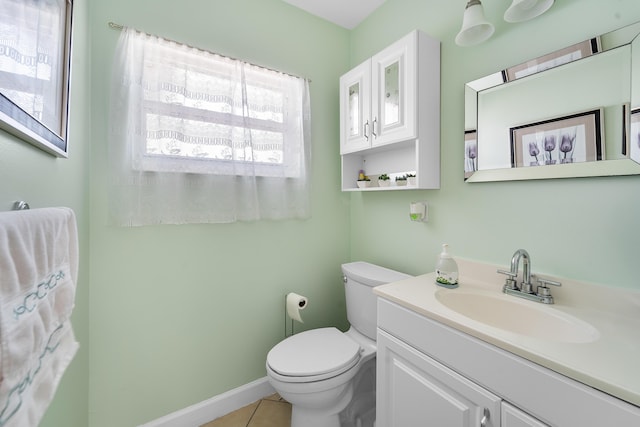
[286,292,308,323]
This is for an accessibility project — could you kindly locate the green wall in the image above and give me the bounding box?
[88,1,351,425]
[1,0,640,426]
[348,0,640,289]
[0,1,90,427]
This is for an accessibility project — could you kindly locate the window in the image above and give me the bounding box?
[137,43,306,178]
[109,28,311,225]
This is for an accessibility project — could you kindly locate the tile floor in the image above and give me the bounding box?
[200,393,291,427]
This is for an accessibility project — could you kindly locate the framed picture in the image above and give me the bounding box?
[504,38,600,82]
[0,0,74,157]
[510,109,604,168]
[464,130,477,180]
[630,108,640,164]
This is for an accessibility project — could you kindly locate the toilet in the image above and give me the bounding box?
[266,262,411,427]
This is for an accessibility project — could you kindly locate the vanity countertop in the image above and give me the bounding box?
[373,258,640,408]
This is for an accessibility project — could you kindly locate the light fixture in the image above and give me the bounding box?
[504,0,555,23]
[455,0,495,47]
[456,0,555,47]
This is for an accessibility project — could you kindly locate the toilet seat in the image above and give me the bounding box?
[267,327,361,383]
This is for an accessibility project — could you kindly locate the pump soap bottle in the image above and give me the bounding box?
[435,244,459,288]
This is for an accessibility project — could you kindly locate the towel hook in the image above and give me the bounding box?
[13,201,30,210]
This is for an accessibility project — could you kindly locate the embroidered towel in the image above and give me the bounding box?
[0,207,79,427]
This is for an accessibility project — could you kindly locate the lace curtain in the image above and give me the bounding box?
[108,27,311,226]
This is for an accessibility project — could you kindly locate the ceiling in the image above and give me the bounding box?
[282,0,387,30]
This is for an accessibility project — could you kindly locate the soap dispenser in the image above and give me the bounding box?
[435,244,459,288]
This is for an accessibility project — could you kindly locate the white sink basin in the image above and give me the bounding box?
[435,289,600,343]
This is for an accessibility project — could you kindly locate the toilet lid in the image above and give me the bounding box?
[267,327,361,378]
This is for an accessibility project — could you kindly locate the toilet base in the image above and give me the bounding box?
[339,358,376,427]
[267,327,380,427]
[291,407,341,427]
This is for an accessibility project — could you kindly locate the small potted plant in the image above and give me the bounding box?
[357,176,371,188]
[405,173,416,186]
[378,173,390,187]
[395,175,407,186]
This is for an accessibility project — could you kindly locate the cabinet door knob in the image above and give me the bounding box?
[480,408,490,426]
[364,120,370,140]
[372,117,378,138]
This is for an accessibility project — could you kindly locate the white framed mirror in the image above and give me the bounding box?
[465,20,640,182]
[0,0,74,158]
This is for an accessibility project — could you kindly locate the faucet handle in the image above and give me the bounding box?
[497,269,518,290]
[536,277,561,297]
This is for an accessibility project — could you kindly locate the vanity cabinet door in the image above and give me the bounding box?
[502,402,549,427]
[339,59,372,154]
[377,330,501,427]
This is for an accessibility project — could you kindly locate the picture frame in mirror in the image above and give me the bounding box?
[509,109,603,168]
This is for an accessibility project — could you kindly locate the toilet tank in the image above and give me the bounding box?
[341,262,412,340]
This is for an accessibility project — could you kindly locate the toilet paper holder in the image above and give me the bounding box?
[284,292,308,337]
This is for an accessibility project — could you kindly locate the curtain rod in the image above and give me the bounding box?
[107,21,310,82]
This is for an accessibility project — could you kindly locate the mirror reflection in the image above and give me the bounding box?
[384,62,399,126]
[465,20,640,182]
[631,28,640,163]
[348,82,360,137]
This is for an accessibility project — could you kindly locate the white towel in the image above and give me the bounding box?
[0,207,79,427]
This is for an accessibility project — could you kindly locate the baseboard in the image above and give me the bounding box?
[138,377,276,427]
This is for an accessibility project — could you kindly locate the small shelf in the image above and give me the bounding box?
[341,139,437,191]
[343,185,420,192]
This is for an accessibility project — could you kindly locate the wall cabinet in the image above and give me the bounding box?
[377,298,640,427]
[339,34,416,153]
[339,30,440,191]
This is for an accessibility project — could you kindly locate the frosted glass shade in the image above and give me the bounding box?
[455,0,495,47]
[504,0,555,23]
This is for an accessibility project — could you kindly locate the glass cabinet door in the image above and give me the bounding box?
[339,59,371,154]
[371,32,417,147]
[348,82,361,137]
[383,61,400,127]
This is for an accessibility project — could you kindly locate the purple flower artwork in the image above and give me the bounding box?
[630,109,640,164]
[510,109,602,168]
[466,140,477,172]
[544,135,557,165]
[464,131,478,179]
[559,130,577,163]
[519,126,585,167]
[528,141,541,166]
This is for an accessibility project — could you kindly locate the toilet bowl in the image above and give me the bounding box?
[266,262,411,427]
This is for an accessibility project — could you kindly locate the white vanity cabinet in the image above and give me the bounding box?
[376,298,640,427]
[377,330,548,427]
[501,402,549,427]
[377,329,502,426]
[339,30,440,191]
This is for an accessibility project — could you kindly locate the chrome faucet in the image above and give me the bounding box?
[498,249,561,304]
[510,249,532,293]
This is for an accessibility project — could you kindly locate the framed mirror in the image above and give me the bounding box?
[0,0,74,158]
[465,20,640,182]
